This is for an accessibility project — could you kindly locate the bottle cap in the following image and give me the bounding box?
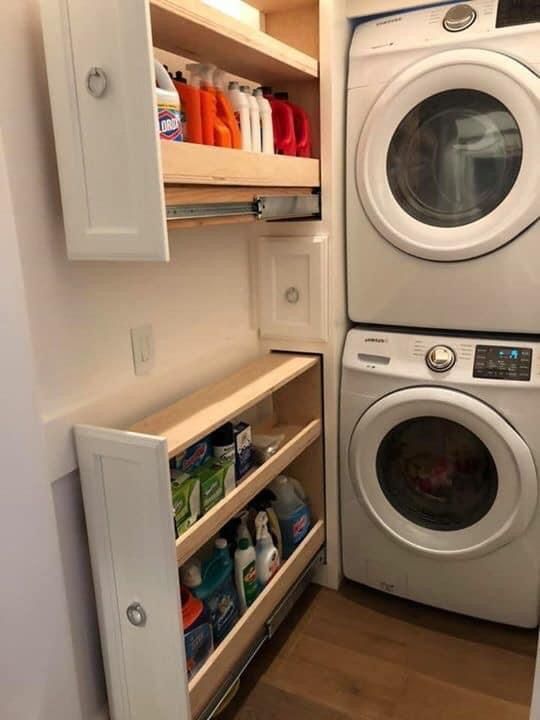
[229,81,239,89]
[212,422,234,447]
[240,85,251,93]
[238,537,249,550]
[180,559,202,588]
[274,91,289,100]
[175,70,187,84]
[215,537,228,550]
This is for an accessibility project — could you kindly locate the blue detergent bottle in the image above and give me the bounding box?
[190,538,240,645]
[271,475,311,559]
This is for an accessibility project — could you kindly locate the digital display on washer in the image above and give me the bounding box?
[496,0,540,27]
[473,345,532,381]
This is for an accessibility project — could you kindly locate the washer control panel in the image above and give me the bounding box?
[473,345,532,381]
[443,3,477,31]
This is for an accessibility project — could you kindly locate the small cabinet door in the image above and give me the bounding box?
[41,0,169,261]
[256,235,328,342]
[75,426,191,720]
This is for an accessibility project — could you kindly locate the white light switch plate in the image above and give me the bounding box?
[130,325,154,376]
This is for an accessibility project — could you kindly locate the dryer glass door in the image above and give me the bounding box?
[357,49,540,261]
[349,387,537,558]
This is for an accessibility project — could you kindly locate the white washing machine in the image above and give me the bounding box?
[347,0,540,333]
[341,327,540,626]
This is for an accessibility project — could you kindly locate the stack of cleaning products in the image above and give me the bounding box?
[155,58,313,157]
[178,475,311,678]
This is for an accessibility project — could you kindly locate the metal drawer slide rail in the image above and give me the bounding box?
[166,193,320,222]
[197,547,325,720]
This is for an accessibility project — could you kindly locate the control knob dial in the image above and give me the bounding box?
[426,345,456,372]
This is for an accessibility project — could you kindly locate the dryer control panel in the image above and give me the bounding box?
[473,345,532,381]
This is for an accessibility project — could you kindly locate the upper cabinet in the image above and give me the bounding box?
[40,0,321,261]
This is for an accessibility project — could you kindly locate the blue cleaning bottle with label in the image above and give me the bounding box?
[271,475,311,559]
[182,538,240,645]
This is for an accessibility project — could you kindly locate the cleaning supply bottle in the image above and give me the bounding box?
[155,59,182,142]
[255,511,279,586]
[199,64,232,148]
[235,537,259,613]
[271,475,311,559]
[251,488,282,560]
[182,539,239,645]
[261,87,296,156]
[187,63,215,146]
[180,586,213,680]
[173,70,203,144]
[254,87,274,155]
[228,81,252,152]
[241,86,261,153]
[236,510,253,546]
[214,69,242,150]
[275,92,312,158]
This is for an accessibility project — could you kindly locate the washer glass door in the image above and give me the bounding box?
[356,49,540,261]
[349,387,537,558]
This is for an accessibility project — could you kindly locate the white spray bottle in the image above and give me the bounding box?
[255,511,280,587]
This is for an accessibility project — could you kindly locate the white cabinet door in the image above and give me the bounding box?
[257,235,328,342]
[41,0,169,261]
[75,426,191,720]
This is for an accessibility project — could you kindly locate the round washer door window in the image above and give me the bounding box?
[377,416,498,531]
[348,387,537,558]
[387,90,522,228]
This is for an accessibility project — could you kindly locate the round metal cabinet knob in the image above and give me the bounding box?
[442,4,477,32]
[426,345,456,372]
[285,286,300,304]
[126,602,147,627]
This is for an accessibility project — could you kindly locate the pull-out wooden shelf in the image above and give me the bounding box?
[75,352,325,720]
[161,141,320,188]
[130,353,319,457]
[150,0,318,84]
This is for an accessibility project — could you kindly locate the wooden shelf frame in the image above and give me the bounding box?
[130,353,319,458]
[150,0,318,84]
[160,141,320,188]
[176,419,321,565]
[188,520,325,718]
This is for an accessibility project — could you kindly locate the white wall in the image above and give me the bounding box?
[1,2,259,718]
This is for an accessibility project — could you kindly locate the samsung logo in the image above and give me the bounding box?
[364,338,387,344]
[375,17,402,26]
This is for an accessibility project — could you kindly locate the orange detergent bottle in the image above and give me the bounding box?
[186,63,221,146]
[173,71,203,144]
[213,68,242,150]
[196,63,232,148]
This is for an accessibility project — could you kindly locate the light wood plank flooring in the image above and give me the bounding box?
[219,580,537,720]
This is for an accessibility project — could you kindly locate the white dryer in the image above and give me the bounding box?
[341,328,540,627]
[347,0,540,333]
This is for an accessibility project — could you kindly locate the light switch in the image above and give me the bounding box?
[130,325,154,376]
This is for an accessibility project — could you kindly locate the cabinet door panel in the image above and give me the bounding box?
[257,235,328,341]
[75,426,190,720]
[41,0,169,260]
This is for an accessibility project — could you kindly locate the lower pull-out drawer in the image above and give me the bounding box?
[75,353,326,720]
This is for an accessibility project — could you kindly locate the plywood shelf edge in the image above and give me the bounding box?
[160,141,320,188]
[150,0,318,84]
[129,353,318,457]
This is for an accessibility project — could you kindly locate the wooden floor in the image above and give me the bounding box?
[219,580,537,720]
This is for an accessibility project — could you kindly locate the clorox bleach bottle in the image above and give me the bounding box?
[155,59,182,142]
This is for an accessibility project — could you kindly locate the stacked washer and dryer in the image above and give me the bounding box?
[342,0,540,626]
